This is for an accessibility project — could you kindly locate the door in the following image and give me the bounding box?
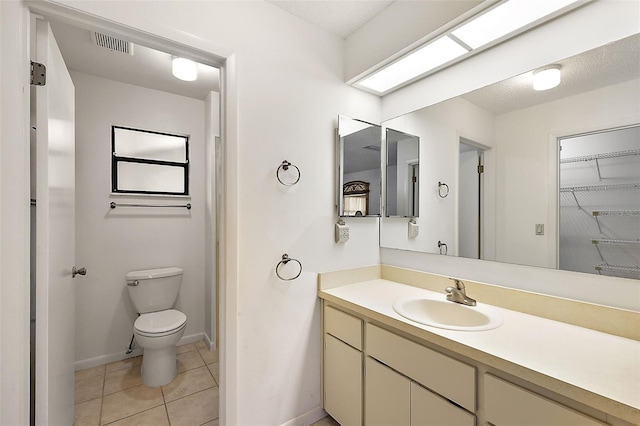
[364,357,410,426]
[324,334,362,426]
[34,17,76,425]
[459,140,483,259]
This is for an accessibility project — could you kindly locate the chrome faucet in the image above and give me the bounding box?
[446,279,477,306]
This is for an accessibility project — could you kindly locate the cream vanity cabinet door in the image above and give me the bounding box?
[411,382,475,426]
[323,305,363,426]
[364,357,410,426]
[484,374,606,426]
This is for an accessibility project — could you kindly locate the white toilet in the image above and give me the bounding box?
[126,267,187,387]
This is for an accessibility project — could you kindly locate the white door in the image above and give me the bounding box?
[34,18,76,426]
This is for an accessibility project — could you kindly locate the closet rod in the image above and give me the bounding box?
[592,238,640,246]
[592,210,640,217]
[110,202,192,210]
[594,264,640,275]
[560,149,640,164]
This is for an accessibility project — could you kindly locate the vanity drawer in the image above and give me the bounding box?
[484,374,606,426]
[325,305,362,350]
[366,323,475,412]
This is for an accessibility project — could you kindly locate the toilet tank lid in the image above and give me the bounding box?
[126,267,183,281]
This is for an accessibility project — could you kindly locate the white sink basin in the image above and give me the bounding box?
[393,297,503,331]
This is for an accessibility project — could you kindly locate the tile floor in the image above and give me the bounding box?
[74,340,219,426]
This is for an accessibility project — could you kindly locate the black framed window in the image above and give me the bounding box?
[111,126,189,196]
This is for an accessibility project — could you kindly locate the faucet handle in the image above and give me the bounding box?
[449,278,465,290]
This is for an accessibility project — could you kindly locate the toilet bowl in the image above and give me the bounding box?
[126,267,187,387]
[134,309,187,387]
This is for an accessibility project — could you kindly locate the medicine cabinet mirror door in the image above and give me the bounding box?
[385,128,420,218]
[338,115,382,217]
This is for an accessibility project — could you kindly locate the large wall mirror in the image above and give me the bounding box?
[380,33,640,279]
[338,116,382,217]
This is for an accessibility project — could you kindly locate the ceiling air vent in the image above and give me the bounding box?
[90,31,134,55]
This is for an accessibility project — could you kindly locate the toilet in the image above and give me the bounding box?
[126,267,187,387]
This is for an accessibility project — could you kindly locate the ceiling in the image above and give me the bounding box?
[266,0,395,39]
[49,21,220,100]
[461,33,640,115]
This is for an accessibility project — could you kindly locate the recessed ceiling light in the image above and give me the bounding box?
[533,65,561,91]
[172,57,197,81]
[357,36,468,93]
[451,0,581,49]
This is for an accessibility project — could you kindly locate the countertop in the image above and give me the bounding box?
[319,279,640,424]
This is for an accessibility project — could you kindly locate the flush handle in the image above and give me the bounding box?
[72,266,87,278]
[127,280,140,286]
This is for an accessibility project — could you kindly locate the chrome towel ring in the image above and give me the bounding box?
[277,160,301,186]
[438,181,449,198]
[276,254,302,281]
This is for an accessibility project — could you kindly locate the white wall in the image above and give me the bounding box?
[73,71,206,367]
[40,2,381,424]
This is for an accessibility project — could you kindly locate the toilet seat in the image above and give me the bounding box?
[135,309,187,337]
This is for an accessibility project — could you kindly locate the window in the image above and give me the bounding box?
[111,126,189,196]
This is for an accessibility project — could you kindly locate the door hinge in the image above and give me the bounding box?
[477,164,484,174]
[30,61,46,86]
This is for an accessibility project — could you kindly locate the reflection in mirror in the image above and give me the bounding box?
[380,33,640,279]
[386,128,420,217]
[338,116,382,217]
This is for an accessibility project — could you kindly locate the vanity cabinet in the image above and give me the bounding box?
[323,306,363,426]
[411,382,475,426]
[484,374,606,426]
[364,356,410,426]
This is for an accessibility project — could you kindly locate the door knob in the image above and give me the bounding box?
[72,266,87,278]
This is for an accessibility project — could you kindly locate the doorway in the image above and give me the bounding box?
[458,138,485,259]
[29,12,223,425]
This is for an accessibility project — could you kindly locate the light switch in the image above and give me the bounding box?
[535,224,544,235]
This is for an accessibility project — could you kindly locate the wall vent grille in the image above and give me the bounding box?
[90,32,134,55]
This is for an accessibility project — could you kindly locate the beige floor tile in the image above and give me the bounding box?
[106,406,169,426]
[105,356,142,373]
[207,362,219,385]
[176,343,196,354]
[201,420,219,426]
[161,365,215,403]
[103,365,144,395]
[75,365,106,381]
[74,397,102,426]
[166,387,219,426]
[197,346,219,365]
[176,349,205,373]
[75,374,105,404]
[100,384,164,425]
[194,340,207,351]
[311,416,340,426]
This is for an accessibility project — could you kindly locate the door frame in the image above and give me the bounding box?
[1,1,240,423]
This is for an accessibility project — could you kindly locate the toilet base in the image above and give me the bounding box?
[140,345,177,387]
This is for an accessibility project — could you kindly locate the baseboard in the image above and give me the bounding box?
[279,407,327,426]
[74,332,205,371]
[203,332,216,350]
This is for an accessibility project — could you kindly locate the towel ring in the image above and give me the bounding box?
[438,181,449,198]
[277,160,301,186]
[276,254,302,281]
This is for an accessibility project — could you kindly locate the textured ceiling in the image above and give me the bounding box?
[266,0,395,38]
[461,34,640,115]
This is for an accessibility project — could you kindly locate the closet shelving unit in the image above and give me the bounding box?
[560,149,640,278]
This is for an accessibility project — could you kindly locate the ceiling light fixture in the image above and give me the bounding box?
[172,57,197,81]
[356,0,582,95]
[533,65,561,91]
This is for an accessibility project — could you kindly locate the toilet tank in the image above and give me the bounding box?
[126,267,183,314]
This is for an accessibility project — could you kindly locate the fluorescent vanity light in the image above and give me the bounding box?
[358,36,468,93]
[451,0,581,49]
[533,65,561,90]
[357,0,582,95]
[172,57,197,81]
